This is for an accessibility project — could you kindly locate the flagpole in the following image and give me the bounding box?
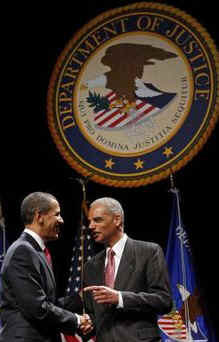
[169,172,176,191]
[76,176,90,314]
[169,174,192,341]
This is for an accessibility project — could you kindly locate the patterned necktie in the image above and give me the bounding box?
[44,247,53,268]
[105,248,115,288]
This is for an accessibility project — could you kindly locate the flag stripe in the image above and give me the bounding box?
[126,104,157,126]
[97,108,121,126]
[109,112,129,127]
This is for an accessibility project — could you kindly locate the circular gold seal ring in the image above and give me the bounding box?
[47,2,219,187]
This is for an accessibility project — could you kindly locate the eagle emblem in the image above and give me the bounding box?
[83,43,177,130]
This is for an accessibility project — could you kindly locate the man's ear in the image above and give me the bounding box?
[35,209,43,225]
[114,214,122,228]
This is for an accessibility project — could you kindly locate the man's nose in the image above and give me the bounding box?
[58,215,64,224]
[89,221,95,229]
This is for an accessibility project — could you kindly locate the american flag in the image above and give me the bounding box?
[93,90,176,129]
[63,224,96,342]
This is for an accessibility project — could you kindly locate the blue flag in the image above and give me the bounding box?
[158,188,216,342]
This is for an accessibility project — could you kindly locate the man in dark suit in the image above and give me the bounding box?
[0,191,92,342]
[83,197,172,342]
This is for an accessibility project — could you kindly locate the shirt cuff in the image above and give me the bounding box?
[117,291,124,308]
[75,313,80,328]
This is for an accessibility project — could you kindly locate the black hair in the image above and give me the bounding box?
[20,192,57,225]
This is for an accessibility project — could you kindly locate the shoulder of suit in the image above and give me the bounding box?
[128,237,161,251]
[5,236,39,259]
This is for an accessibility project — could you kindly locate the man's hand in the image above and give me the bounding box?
[84,285,119,304]
[78,313,93,335]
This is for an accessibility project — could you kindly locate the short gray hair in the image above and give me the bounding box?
[90,197,124,226]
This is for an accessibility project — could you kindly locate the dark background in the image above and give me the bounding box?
[1,0,218,336]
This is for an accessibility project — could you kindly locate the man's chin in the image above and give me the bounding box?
[93,236,104,244]
[46,234,60,241]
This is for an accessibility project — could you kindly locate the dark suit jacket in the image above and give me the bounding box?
[0,232,82,342]
[83,237,172,342]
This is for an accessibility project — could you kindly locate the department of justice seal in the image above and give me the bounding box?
[47,2,219,187]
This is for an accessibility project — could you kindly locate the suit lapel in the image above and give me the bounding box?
[93,250,106,285]
[114,238,135,290]
[21,232,56,286]
[39,251,56,286]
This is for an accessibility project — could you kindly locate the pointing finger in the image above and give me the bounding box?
[83,285,104,292]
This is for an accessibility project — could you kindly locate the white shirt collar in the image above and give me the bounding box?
[24,228,45,251]
[107,233,128,259]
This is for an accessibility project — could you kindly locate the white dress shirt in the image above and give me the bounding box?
[105,233,128,307]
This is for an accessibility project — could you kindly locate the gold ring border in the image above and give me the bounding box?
[47,2,219,188]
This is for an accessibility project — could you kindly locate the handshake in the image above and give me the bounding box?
[77,285,119,335]
[78,313,93,335]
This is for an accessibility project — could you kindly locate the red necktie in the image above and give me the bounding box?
[44,247,53,268]
[105,248,115,288]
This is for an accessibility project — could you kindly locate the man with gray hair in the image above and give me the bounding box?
[83,197,172,342]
